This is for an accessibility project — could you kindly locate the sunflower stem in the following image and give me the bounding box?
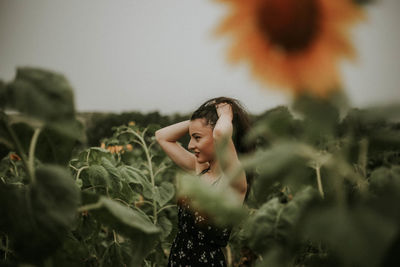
[28,128,41,184]
[316,165,325,198]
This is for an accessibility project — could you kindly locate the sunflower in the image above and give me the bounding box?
[215,0,365,97]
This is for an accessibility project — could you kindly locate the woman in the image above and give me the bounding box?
[155,97,253,266]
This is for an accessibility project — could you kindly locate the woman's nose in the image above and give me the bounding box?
[188,139,195,151]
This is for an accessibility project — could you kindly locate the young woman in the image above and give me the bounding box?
[155,97,253,267]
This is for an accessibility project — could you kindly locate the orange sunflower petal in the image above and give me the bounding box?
[215,0,366,97]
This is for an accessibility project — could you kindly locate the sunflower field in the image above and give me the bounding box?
[1,0,400,267]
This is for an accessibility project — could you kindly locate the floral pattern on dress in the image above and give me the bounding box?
[167,186,231,267]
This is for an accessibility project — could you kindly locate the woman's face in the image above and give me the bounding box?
[188,118,215,163]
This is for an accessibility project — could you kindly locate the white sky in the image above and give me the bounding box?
[0,0,399,115]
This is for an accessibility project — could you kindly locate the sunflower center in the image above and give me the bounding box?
[257,0,321,53]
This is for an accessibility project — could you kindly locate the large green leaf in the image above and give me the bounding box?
[242,142,315,203]
[119,165,149,185]
[32,165,81,230]
[0,164,80,263]
[368,166,400,223]
[119,165,153,198]
[157,215,173,239]
[1,68,85,165]
[0,112,13,150]
[101,157,123,192]
[243,187,317,254]
[100,241,133,267]
[291,93,343,146]
[87,164,111,188]
[90,196,161,264]
[300,204,398,267]
[248,106,301,144]
[35,124,85,165]
[6,67,75,121]
[154,181,175,207]
[93,196,159,235]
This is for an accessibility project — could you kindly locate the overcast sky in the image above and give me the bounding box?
[0,0,399,115]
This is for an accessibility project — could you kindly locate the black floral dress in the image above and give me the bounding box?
[167,170,231,267]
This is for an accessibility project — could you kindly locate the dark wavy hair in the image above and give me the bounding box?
[190,97,255,199]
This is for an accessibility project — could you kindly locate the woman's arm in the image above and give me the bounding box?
[214,103,247,201]
[155,120,196,171]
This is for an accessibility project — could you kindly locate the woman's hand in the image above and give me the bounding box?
[215,102,233,121]
[213,103,233,140]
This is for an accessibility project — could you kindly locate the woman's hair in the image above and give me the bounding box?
[190,97,256,199]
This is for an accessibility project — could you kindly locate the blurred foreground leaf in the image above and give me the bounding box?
[299,204,398,267]
[243,186,318,254]
[177,173,246,226]
[6,67,75,121]
[0,165,80,263]
[82,196,161,264]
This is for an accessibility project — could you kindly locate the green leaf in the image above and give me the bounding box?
[32,165,81,231]
[0,112,13,150]
[46,118,86,142]
[368,166,400,223]
[87,164,111,187]
[94,197,159,235]
[101,157,120,178]
[118,165,153,198]
[101,157,123,192]
[118,180,141,204]
[248,106,301,143]
[369,166,400,193]
[157,215,173,239]
[243,187,317,254]
[291,93,343,146]
[243,142,314,203]
[0,164,80,263]
[6,67,75,121]
[154,181,175,207]
[300,204,398,267]
[119,165,147,185]
[100,241,132,267]
[177,173,246,226]
[77,147,113,166]
[35,125,84,165]
[90,196,161,264]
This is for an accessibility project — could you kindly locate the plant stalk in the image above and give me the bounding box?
[76,166,89,181]
[28,128,41,183]
[77,201,103,212]
[316,166,325,198]
[142,136,157,224]
[120,128,158,224]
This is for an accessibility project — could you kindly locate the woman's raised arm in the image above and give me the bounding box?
[155,120,196,172]
[213,103,247,199]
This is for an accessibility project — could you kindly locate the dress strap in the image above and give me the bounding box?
[199,166,210,175]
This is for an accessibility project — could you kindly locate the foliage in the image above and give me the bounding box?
[0,68,176,266]
[1,68,400,267]
[81,111,189,147]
